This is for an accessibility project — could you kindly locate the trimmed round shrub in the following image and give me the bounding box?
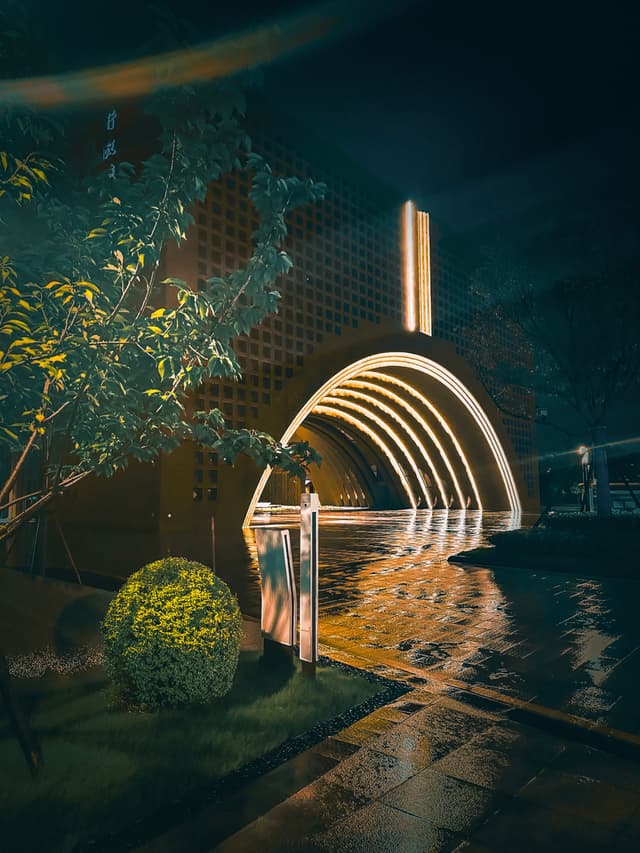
[101,557,242,708]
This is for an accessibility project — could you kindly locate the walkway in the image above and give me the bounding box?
[249,510,640,734]
[140,510,640,852]
[212,685,640,852]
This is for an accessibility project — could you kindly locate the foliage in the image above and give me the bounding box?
[101,557,242,707]
[460,242,640,516]
[489,527,633,553]
[0,79,325,540]
[461,249,640,435]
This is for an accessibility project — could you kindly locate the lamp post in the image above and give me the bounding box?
[578,445,593,512]
[592,425,612,516]
[300,482,320,678]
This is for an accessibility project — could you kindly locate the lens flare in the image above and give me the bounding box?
[0,1,397,108]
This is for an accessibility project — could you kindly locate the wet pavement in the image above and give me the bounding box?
[149,684,640,852]
[248,510,640,734]
[139,510,640,852]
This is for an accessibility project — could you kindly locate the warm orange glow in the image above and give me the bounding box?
[0,1,361,107]
[417,210,432,335]
[323,394,432,507]
[402,202,431,335]
[403,201,417,332]
[361,371,482,510]
[314,404,417,508]
[242,353,521,527]
[344,379,465,507]
[329,387,447,506]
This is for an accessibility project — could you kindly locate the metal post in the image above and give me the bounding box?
[592,425,612,516]
[299,492,320,677]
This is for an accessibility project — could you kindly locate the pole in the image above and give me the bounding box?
[299,491,320,677]
[54,516,82,585]
[592,425,612,517]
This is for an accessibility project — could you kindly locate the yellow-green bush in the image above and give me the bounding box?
[101,558,242,708]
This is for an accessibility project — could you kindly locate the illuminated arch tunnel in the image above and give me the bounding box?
[237,338,526,529]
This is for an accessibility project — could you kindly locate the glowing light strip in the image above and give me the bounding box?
[360,371,482,510]
[330,387,445,506]
[417,210,432,335]
[323,395,431,508]
[371,359,519,511]
[242,353,520,526]
[403,201,416,332]
[314,405,417,508]
[343,379,465,508]
[420,361,519,513]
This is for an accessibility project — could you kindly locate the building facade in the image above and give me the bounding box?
[46,100,538,576]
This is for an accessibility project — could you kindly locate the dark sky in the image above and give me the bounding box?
[259,0,639,236]
[16,0,640,236]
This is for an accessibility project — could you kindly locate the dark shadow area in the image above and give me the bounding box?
[54,595,111,656]
[0,653,399,853]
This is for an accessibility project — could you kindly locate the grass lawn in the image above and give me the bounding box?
[0,652,385,852]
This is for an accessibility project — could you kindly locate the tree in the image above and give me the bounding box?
[0,81,325,546]
[461,254,640,516]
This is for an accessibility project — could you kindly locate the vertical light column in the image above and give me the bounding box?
[299,491,320,675]
[417,210,432,335]
[402,201,432,335]
[403,200,417,331]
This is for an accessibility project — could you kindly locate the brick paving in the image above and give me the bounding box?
[141,510,640,851]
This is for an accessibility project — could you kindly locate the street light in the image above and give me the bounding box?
[577,445,593,512]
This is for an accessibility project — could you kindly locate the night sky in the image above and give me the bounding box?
[18,0,639,241]
[5,0,640,452]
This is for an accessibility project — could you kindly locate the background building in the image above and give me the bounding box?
[46,99,538,576]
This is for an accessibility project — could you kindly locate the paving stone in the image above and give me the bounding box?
[214,778,369,853]
[518,768,640,827]
[470,798,616,852]
[297,801,458,853]
[381,767,500,832]
[215,513,640,850]
[319,744,422,800]
[310,736,360,762]
[549,742,640,792]
[364,720,441,773]
[431,725,563,795]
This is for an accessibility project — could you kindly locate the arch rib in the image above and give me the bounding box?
[360,371,482,510]
[323,395,432,507]
[341,380,465,508]
[315,404,417,508]
[242,353,521,527]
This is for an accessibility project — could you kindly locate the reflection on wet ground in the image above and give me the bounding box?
[248,510,640,734]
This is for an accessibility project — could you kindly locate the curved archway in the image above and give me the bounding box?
[243,351,522,526]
